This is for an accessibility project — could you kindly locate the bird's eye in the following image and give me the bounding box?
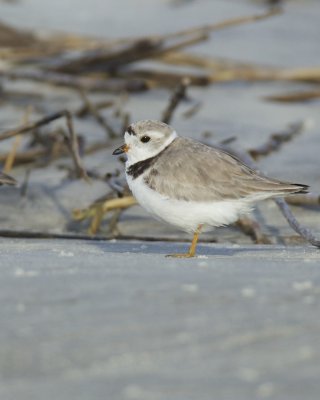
[141,136,150,143]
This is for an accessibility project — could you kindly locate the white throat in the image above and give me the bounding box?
[126,131,177,166]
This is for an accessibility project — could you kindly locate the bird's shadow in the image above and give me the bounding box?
[91,239,272,257]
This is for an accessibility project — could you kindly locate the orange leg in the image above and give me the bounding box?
[166,225,203,258]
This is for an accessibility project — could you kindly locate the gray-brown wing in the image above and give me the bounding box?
[144,137,305,201]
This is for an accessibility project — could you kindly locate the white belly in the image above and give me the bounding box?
[126,173,252,233]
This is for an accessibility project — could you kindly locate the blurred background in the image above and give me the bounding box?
[0,0,319,242]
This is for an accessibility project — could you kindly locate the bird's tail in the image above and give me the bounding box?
[280,183,309,195]
[245,181,309,202]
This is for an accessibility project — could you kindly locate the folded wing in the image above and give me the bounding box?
[144,137,307,202]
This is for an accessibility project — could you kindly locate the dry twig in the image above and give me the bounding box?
[274,198,320,247]
[183,101,203,119]
[76,99,114,117]
[73,195,137,234]
[248,120,308,160]
[118,69,210,88]
[36,9,281,77]
[236,216,272,244]
[4,106,32,173]
[0,70,148,93]
[161,78,190,124]
[285,194,320,208]
[0,110,89,180]
[47,33,208,74]
[0,171,17,186]
[4,135,21,173]
[154,7,282,40]
[158,52,320,84]
[264,89,320,103]
[78,90,117,138]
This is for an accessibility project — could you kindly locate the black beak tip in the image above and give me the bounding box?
[112,147,124,155]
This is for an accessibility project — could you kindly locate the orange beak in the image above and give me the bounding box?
[112,144,129,155]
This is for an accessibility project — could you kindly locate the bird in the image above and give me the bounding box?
[113,120,308,258]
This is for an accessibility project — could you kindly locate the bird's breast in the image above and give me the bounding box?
[125,171,251,233]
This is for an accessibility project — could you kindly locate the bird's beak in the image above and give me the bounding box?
[112,144,129,155]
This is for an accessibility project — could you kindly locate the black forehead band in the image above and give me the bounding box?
[127,125,136,136]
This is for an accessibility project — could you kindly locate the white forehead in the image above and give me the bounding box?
[124,129,176,143]
[141,129,168,139]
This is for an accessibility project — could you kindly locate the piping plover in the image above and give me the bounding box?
[113,120,308,257]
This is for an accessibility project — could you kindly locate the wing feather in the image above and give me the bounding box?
[144,137,304,202]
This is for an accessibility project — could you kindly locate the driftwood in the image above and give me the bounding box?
[161,78,190,124]
[274,198,320,247]
[47,34,208,74]
[0,111,88,180]
[158,52,320,84]
[0,139,110,166]
[0,70,149,93]
[45,9,280,75]
[0,21,39,48]
[264,89,320,103]
[0,228,218,243]
[78,90,117,138]
[76,100,114,118]
[285,194,320,208]
[117,69,210,88]
[159,8,281,39]
[0,171,17,186]
[236,216,272,245]
[182,101,203,119]
[248,120,308,160]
